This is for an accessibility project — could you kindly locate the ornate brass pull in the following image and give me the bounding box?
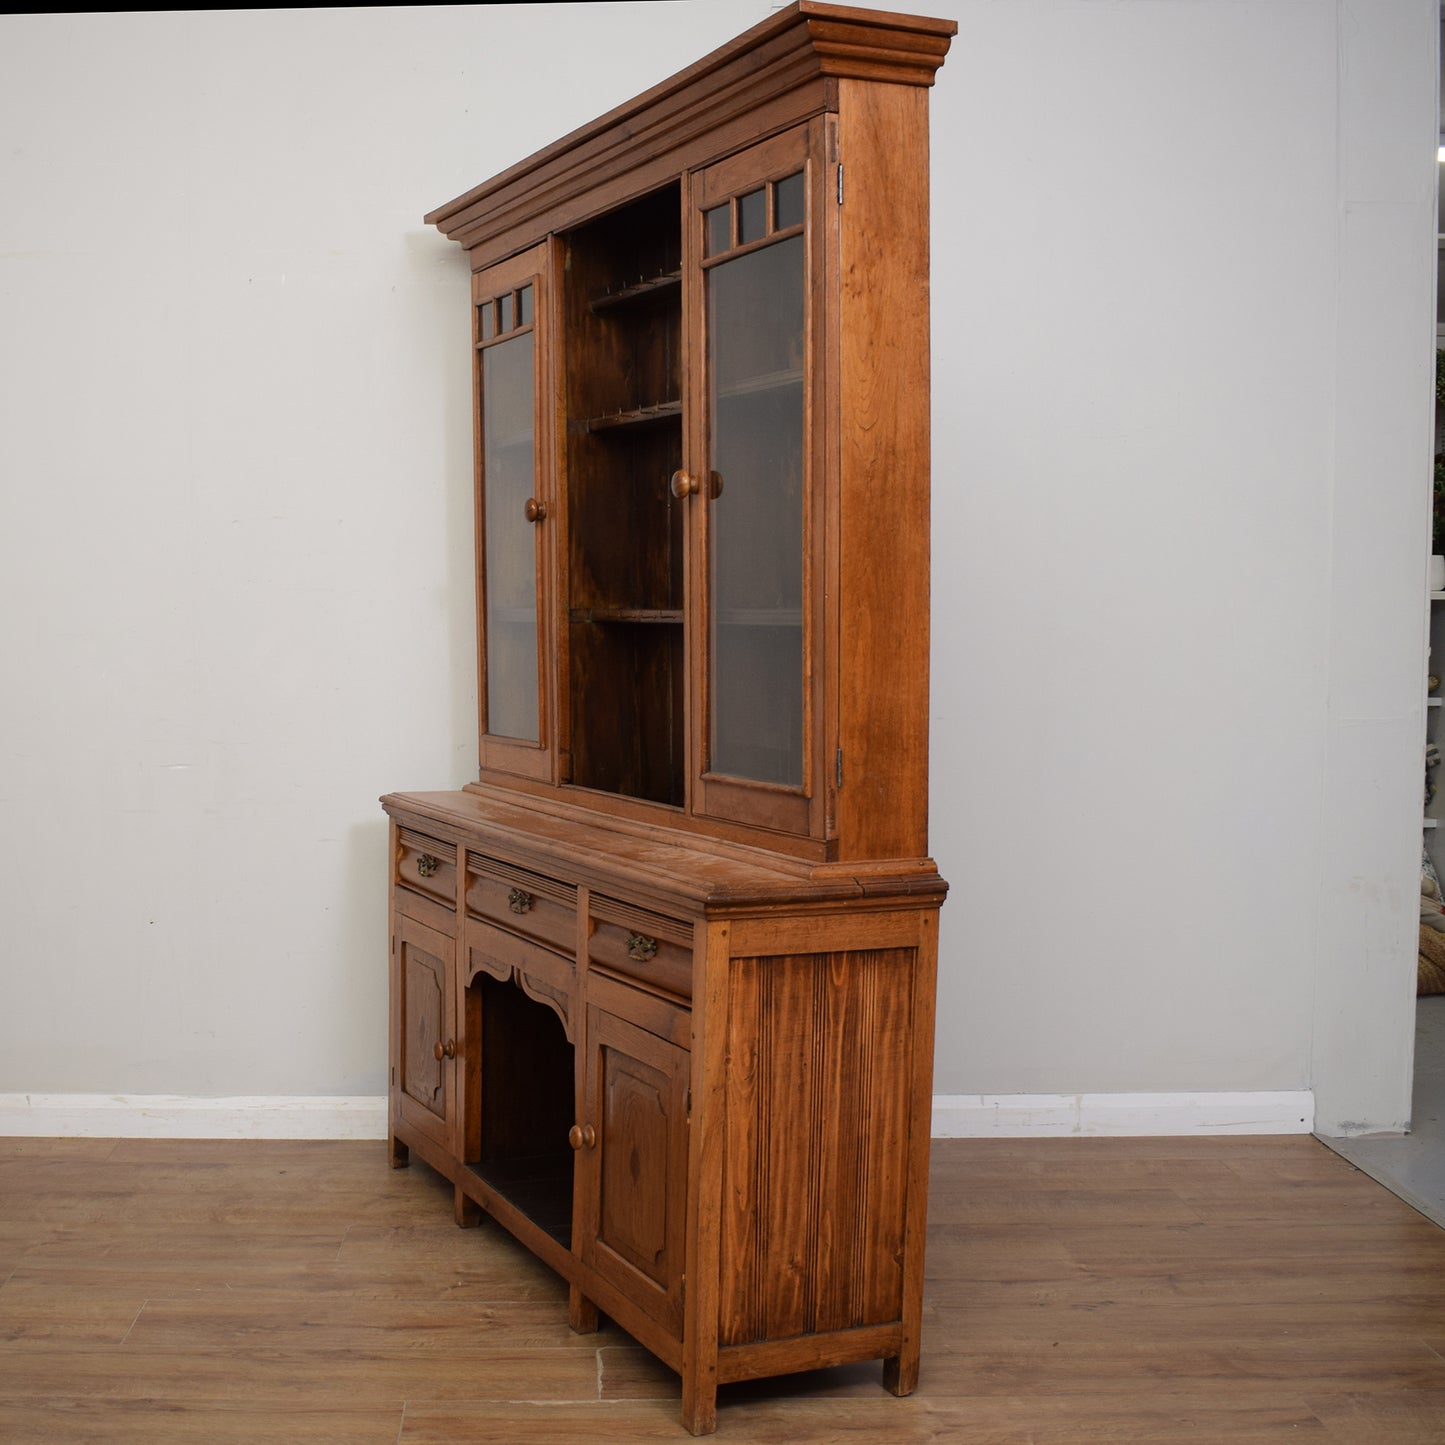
[568,1123,597,1150]
[433,1039,456,1061]
[524,498,546,523]
[507,888,534,915]
[670,469,699,499]
[626,932,658,963]
[416,853,440,878]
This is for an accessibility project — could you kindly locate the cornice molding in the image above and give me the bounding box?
[426,2,954,261]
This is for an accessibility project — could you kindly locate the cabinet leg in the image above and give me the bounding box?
[568,1285,599,1334]
[388,1135,409,1169]
[453,1185,481,1228]
[681,1373,718,1437]
[882,1350,919,1397]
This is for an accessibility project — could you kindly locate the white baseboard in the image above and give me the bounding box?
[931,1090,1315,1137]
[0,1094,388,1140]
[0,1090,1314,1141]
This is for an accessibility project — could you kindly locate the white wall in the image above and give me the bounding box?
[0,2,1434,1133]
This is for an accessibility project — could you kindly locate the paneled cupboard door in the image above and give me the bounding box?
[474,243,557,782]
[577,1005,689,1337]
[684,122,828,839]
[393,912,458,1155]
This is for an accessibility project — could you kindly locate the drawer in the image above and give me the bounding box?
[589,897,693,1000]
[465,855,578,957]
[396,828,457,910]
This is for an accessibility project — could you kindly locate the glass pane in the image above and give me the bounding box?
[774,171,804,231]
[705,204,730,258]
[482,331,539,741]
[707,235,805,787]
[479,302,495,341]
[737,188,767,245]
[518,283,533,325]
[499,292,514,333]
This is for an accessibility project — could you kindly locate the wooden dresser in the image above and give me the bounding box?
[383,3,953,1432]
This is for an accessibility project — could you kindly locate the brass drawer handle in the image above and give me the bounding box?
[507,888,534,915]
[626,932,658,963]
[416,853,441,879]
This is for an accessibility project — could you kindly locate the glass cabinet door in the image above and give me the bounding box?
[688,124,823,836]
[474,244,554,782]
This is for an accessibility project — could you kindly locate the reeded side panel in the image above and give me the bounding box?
[720,948,917,1346]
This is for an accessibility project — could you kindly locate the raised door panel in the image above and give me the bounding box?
[685,120,831,842]
[475,242,559,784]
[580,1004,689,1337]
[394,912,457,1153]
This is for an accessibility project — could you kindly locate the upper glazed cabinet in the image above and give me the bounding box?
[432,2,952,866]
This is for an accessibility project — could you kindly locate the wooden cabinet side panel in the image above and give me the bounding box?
[718,942,920,1347]
[834,78,933,861]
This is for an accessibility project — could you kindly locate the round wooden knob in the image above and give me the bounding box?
[434,1039,456,1061]
[524,498,547,523]
[670,469,699,499]
[568,1123,596,1150]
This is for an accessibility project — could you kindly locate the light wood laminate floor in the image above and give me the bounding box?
[2,1134,1445,1442]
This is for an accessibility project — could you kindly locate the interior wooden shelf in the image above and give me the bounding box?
[590,270,682,312]
[571,607,684,624]
[583,400,683,433]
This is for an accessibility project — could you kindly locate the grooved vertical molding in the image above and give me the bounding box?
[851,951,879,1328]
[752,961,771,1340]
[805,953,830,1335]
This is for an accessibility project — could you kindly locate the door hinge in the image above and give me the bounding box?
[681,1275,687,1306]
[686,1087,692,1122]
[837,163,844,205]
[835,749,843,789]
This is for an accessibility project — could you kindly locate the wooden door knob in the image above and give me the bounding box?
[524,497,547,523]
[568,1123,596,1150]
[670,469,700,499]
[434,1039,456,1061]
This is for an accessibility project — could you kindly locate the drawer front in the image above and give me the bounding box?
[589,898,693,1000]
[465,855,578,957]
[396,829,457,910]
